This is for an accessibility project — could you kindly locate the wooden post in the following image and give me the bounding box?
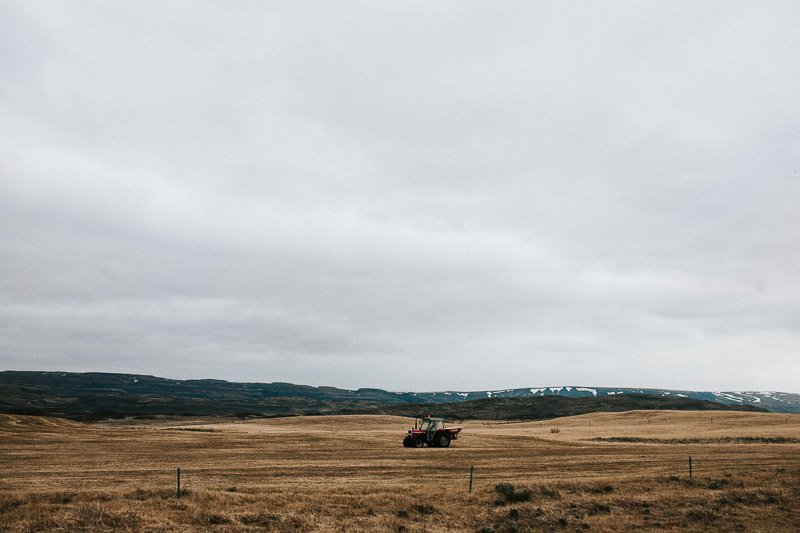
[689,457,692,478]
[177,467,181,499]
[468,466,473,494]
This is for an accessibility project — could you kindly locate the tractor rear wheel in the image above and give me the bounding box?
[413,438,425,448]
[437,434,451,448]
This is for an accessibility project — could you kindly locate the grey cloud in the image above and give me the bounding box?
[2,1,799,392]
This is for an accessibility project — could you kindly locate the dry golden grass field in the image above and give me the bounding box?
[1,410,799,532]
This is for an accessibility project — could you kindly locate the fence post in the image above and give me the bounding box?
[689,457,692,478]
[177,467,181,499]
[469,466,474,494]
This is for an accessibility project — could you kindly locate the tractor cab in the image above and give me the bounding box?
[419,417,444,432]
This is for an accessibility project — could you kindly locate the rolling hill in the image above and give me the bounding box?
[341,393,768,420]
[0,371,796,420]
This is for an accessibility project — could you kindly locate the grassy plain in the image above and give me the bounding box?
[1,411,798,532]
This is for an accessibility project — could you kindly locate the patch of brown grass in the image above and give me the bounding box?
[1,412,799,531]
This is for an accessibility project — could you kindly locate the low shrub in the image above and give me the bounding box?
[416,503,435,515]
[496,482,515,497]
[495,482,531,502]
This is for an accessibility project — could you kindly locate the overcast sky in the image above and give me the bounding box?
[2,2,799,392]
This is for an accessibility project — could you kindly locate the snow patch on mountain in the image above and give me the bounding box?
[714,392,744,403]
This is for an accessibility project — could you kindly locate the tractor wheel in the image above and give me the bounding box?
[437,434,451,448]
[413,438,425,448]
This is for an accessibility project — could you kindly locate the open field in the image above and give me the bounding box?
[1,411,799,532]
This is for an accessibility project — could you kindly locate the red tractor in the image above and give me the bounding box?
[402,416,463,448]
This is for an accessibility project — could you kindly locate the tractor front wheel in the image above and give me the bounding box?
[437,434,451,448]
[413,438,425,448]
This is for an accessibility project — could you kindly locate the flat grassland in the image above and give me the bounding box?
[1,411,798,532]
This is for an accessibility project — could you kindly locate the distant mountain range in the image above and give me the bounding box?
[342,393,768,420]
[1,371,797,420]
[423,386,800,414]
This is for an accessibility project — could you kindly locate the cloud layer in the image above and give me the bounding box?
[2,2,799,391]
